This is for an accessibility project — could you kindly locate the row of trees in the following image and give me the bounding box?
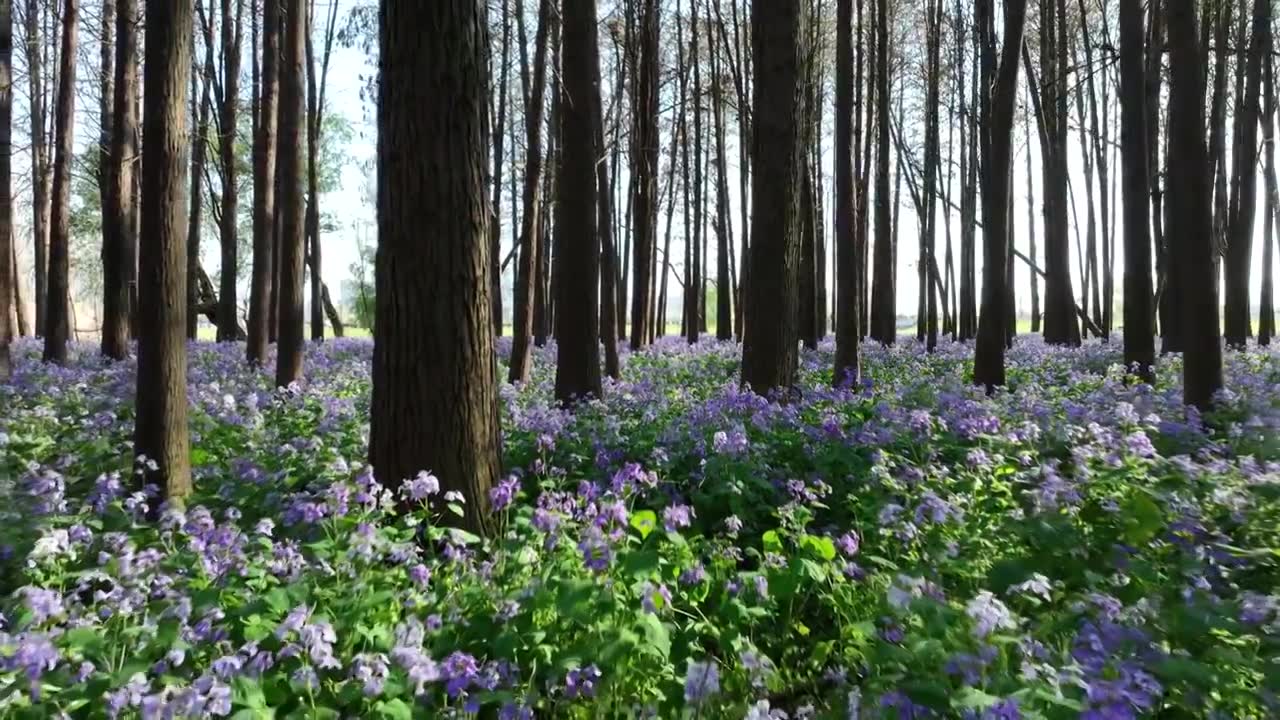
[0,0,1266,527]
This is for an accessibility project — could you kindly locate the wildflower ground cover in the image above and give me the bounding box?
[1,336,1278,719]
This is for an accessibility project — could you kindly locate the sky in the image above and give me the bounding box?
[7,0,1278,335]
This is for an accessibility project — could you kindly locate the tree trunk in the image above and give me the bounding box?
[712,16,732,342]
[135,0,194,500]
[1024,112,1039,333]
[42,0,76,365]
[490,0,511,336]
[1224,0,1270,348]
[1120,0,1154,381]
[215,0,243,341]
[1261,53,1278,346]
[629,0,659,350]
[596,46,620,378]
[274,0,306,386]
[833,0,858,384]
[922,0,941,351]
[188,16,214,340]
[371,0,501,534]
[869,0,893,344]
[305,0,337,341]
[1038,0,1080,347]
[508,0,551,383]
[0,0,9,377]
[973,0,1029,391]
[1167,1,1221,410]
[25,0,48,338]
[247,0,280,364]
[554,0,604,404]
[741,0,806,396]
[799,164,817,350]
[99,0,125,358]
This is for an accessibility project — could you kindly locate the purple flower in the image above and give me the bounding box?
[401,471,441,502]
[837,531,860,557]
[565,664,602,699]
[966,591,1016,638]
[683,659,720,705]
[351,653,391,697]
[662,504,695,532]
[489,475,521,512]
[443,652,480,697]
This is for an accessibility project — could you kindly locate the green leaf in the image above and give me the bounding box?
[1122,493,1165,545]
[801,534,837,561]
[952,687,1000,710]
[638,612,671,659]
[264,588,291,616]
[630,510,658,540]
[373,699,414,720]
[762,530,784,553]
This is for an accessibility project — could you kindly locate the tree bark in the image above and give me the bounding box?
[98,0,124,357]
[711,16,732,342]
[595,42,620,379]
[973,0,1028,391]
[741,0,806,396]
[1120,0,1154,381]
[371,0,501,535]
[42,0,76,365]
[247,0,280,364]
[25,0,48,338]
[136,0,194,500]
[490,0,511,336]
[215,0,243,341]
[869,0,893,344]
[1223,0,1270,348]
[0,0,9,378]
[274,0,306,386]
[1167,0,1221,410]
[629,0,659,350]
[507,0,551,384]
[1261,53,1278,346]
[834,0,859,384]
[187,22,214,340]
[554,0,603,405]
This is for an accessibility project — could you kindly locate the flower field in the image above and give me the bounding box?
[0,336,1278,719]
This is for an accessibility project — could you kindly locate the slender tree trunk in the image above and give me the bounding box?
[98,0,122,357]
[712,18,731,341]
[1037,0,1079,347]
[274,0,306,386]
[10,244,24,337]
[554,0,604,404]
[491,0,511,336]
[136,0,194,500]
[508,0,552,383]
[869,0,893,344]
[1167,1,1221,410]
[833,0,859,384]
[305,0,337,341]
[25,0,48,338]
[973,0,1029,390]
[215,0,243,341]
[1120,0,1154,380]
[187,31,214,339]
[922,0,941,351]
[371,0,500,534]
[0,0,9,377]
[689,0,705,342]
[1262,54,1278,346]
[629,0,660,350]
[741,0,807,396]
[596,55,620,379]
[799,163,817,349]
[534,19,558,348]
[1025,113,1039,333]
[1224,0,1271,348]
[42,0,76,364]
[248,0,280,363]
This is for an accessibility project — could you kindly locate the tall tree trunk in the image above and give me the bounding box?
[741,0,806,395]
[42,0,76,365]
[973,0,1028,391]
[10,244,24,337]
[1025,113,1039,332]
[507,0,552,384]
[0,0,9,377]
[1080,0,1113,338]
[712,18,732,342]
[274,0,306,386]
[1261,54,1278,346]
[922,0,941,351]
[533,17,558,349]
[799,163,817,349]
[248,0,280,362]
[629,0,659,350]
[371,0,500,534]
[187,40,213,340]
[99,0,124,357]
[1120,0,1154,380]
[833,0,859,384]
[869,0,893,344]
[596,50,620,379]
[554,0,603,404]
[958,0,979,341]
[490,0,511,336]
[305,0,337,341]
[25,0,48,338]
[216,0,243,341]
[1168,1,1220,410]
[1038,0,1079,347]
[136,0,194,500]
[1224,0,1271,348]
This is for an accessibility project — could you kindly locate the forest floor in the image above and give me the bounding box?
[0,336,1278,718]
